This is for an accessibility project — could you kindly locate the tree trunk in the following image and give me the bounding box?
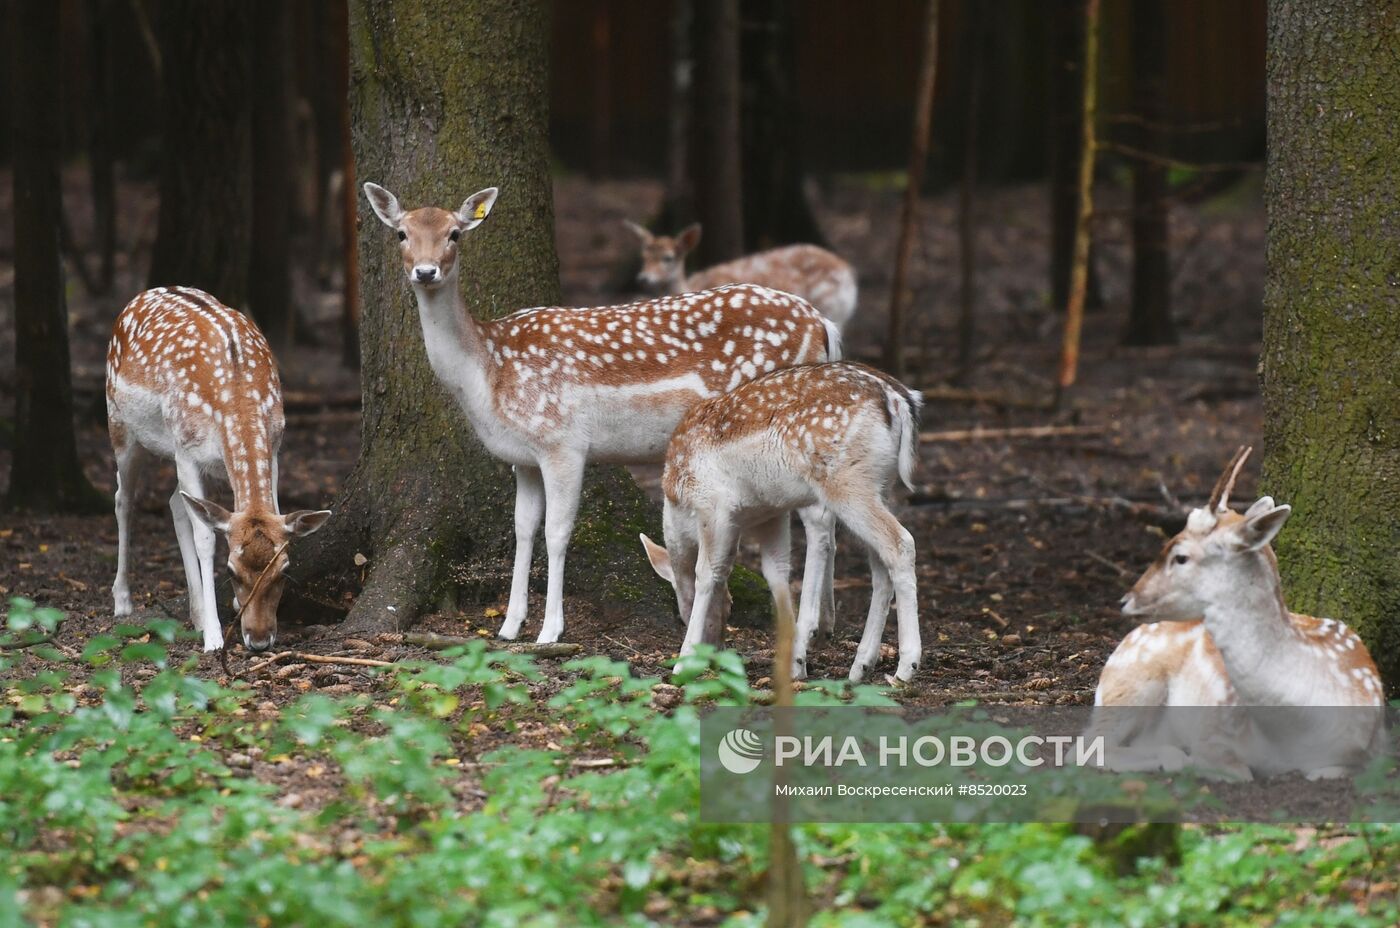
[1123,0,1175,346]
[293,0,669,636]
[87,0,117,294]
[955,0,987,379]
[690,0,744,267]
[248,0,295,351]
[1048,0,1103,315]
[147,0,252,306]
[6,0,101,512]
[1261,0,1400,689]
[740,0,824,252]
[1054,0,1099,396]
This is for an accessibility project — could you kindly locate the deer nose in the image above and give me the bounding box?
[243,631,275,653]
[1120,593,1137,615]
[414,265,439,284]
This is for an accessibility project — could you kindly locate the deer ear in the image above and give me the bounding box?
[1233,504,1291,552]
[284,509,333,538]
[363,183,404,228]
[623,219,652,244]
[676,223,702,254]
[640,533,674,584]
[456,187,499,230]
[180,491,232,534]
[1244,496,1276,518]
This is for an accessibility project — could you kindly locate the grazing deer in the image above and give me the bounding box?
[363,183,841,644]
[106,287,332,652]
[639,362,923,682]
[623,221,858,332]
[1090,448,1385,779]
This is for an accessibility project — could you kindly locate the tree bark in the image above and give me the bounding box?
[1261,0,1400,688]
[1054,0,1099,396]
[1048,0,1103,315]
[690,0,745,267]
[147,0,252,306]
[956,0,987,378]
[248,0,295,351]
[293,0,669,636]
[740,0,825,252]
[1123,0,1175,346]
[5,0,101,512]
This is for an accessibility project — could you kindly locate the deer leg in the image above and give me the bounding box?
[797,505,836,640]
[678,516,739,662]
[849,551,893,683]
[754,515,808,679]
[112,442,146,617]
[832,498,920,682]
[168,490,205,629]
[536,455,585,644]
[499,464,544,641]
[176,456,224,652]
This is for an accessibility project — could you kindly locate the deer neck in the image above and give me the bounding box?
[1200,555,1304,702]
[409,276,497,426]
[221,413,278,516]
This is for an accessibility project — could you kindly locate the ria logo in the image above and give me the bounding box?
[717,728,765,774]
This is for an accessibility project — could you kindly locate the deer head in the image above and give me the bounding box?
[363,183,498,289]
[1121,447,1292,620]
[181,494,331,651]
[624,220,701,292]
[640,528,729,630]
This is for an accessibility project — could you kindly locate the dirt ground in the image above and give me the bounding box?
[0,170,1266,715]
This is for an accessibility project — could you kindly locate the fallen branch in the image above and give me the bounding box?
[402,631,583,658]
[919,424,1103,442]
[245,650,395,674]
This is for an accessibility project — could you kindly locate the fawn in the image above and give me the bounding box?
[640,362,923,682]
[106,287,332,652]
[624,221,858,332]
[1090,447,1385,779]
[364,183,841,644]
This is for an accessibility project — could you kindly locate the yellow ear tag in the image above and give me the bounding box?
[474,201,488,220]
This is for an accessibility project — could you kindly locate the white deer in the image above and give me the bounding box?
[624,221,859,332]
[363,183,841,644]
[1090,447,1385,780]
[639,362,923,682]
[106,287,332,652]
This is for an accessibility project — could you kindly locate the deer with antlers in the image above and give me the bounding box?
[640,362,923,682]
[1090,448,1385,779]
[624,221,858,332]
[106,287,332,652]
[363,183,842,645]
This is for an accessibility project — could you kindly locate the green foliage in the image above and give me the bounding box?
[2,601,1398,926]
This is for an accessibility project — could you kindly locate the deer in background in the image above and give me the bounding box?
[624,221,859,332]
[640,362,923,683]
[1090,447,1385,780]
[106,287,332,652]
[363,183,842,645]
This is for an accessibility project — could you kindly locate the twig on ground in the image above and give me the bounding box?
[246,650,395,674]
[1086,550,1130,576]
[919,424,1103,442]
[402,631,583,658]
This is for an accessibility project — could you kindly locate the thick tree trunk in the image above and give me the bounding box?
[1261,0,1400,689]
[248,0,295,351]
[690,0,745,267]
[1123,0,1175,346]
[6,0,101,512]
[294,0,668,636]
[147,0,252,306]
[740,0,824,252]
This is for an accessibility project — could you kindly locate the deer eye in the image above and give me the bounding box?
[449,229,460,242]
[1173,554,1190,566]
[397,230,407,242]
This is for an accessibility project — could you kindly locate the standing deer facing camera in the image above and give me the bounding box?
[624,221,859,332]
[640,362,923,682]
[106,287,332,652]
[363,183,841,644]
[1090,448,1384,779]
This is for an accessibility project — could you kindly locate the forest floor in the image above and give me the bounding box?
[0,170,1271,811]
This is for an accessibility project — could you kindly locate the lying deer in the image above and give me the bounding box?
[364,183,841,644]
[624,221,858,332]
[1090,447,1385,779]
[640,362,923,682]
[106,287,332,652]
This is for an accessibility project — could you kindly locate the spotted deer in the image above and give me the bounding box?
[363,183,841,645]
[106,287,332,652]
[639,362,923,682]
[624,221,858,332]
[1090,448,1385,779]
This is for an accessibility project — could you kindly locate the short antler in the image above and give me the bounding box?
[1208,445,1252,513]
